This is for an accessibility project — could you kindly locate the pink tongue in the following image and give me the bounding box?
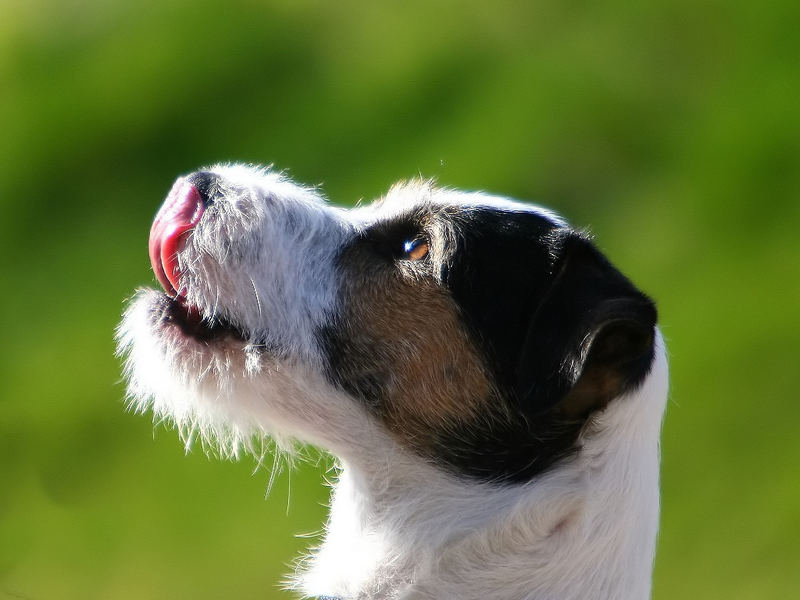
[149,178,205,297]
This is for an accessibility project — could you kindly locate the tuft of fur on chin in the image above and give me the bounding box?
[116,286,382,469]
[116,288,295,459]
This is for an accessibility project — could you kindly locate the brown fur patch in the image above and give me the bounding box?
[330,239,497,451]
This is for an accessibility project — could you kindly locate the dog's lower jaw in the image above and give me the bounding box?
[298,336,668,600]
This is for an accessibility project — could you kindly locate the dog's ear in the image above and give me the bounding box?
[514,234,657,419]
[557,310,656,418]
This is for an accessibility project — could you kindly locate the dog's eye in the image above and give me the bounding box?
[402,238,429,261]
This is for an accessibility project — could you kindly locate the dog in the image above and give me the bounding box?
[118,164,668,600]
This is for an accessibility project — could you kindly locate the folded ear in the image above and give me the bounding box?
[559,309,656,419]
[514,234,657,419]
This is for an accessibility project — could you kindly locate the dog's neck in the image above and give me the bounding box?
[299,346,668,600]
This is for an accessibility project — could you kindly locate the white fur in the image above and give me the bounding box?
[353,178,567,228]
[177,164,350,366]
[117,164,668,600]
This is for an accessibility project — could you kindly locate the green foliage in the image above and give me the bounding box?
[1,1,798,598]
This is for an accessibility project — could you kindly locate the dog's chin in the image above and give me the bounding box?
[118,288,358,457]
[116,288,277,454]
[129,288,262,372]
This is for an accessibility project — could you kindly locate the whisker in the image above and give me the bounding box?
[249,276,264,319]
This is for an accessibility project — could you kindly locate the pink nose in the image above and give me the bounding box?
[148,178,206,297]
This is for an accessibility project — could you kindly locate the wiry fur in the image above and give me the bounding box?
[117,164,668,600]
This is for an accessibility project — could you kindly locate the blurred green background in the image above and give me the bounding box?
[1,0,798,598]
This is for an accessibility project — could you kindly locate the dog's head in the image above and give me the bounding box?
[119,164,657,483]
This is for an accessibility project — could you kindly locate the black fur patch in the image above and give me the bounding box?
[437,208,656,482]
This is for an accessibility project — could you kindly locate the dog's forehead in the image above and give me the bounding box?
[350,179,569,229]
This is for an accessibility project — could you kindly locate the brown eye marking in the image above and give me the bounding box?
[403,238,429,261]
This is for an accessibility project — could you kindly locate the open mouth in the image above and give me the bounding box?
[149,176,246,343]
[156,295,245,342]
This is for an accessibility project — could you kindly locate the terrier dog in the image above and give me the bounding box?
[118,164,668,600]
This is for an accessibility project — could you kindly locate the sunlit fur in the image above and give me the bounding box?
[117,164,668,600]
